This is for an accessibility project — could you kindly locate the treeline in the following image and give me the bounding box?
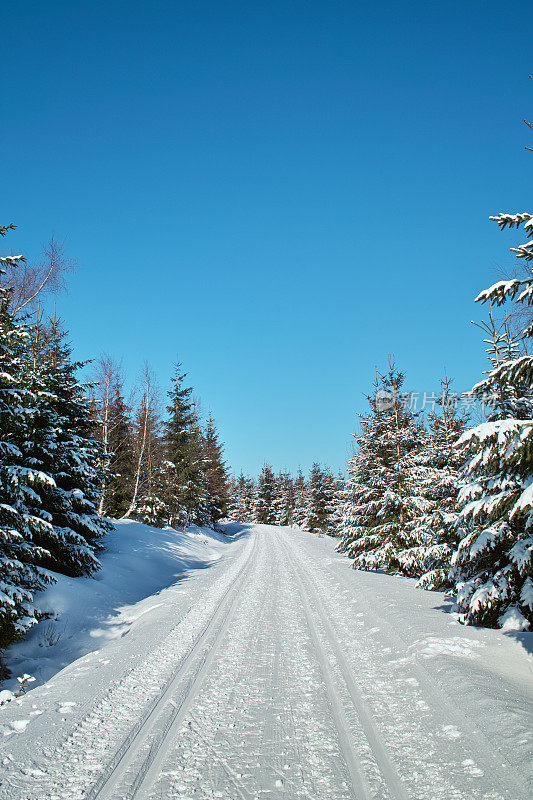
[227,463,344,534]
[0,224,228,674]
[337,210,533,632]
[89,358,228,529]
[229,206,533,634]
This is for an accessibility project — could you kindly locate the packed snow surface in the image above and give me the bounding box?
[0,521,532,799]
[2,519,229,694]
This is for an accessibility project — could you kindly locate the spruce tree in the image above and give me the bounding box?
[274,471,295,526]
[20,319,108,576]
[255,464,277,524]
[104,379,136,518]
[163,361,204,527]
[129,372,169,527]
[307,463,333,534]
[0,231,53,666]
[292,468,308,528]
[327,472,348,538]
[392,373,466,588]
[338,361,428,570]
[201,413,228,524]
[451,211,533,629]
[227,473,255,522]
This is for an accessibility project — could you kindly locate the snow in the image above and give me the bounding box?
[5,719,30,735]
[520,576,533,610]
[499,605,530,632]
[1,518,231,692]
[0,692,14,707]
[0,523,531,799]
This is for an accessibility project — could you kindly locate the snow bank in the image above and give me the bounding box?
[1,519,231,693]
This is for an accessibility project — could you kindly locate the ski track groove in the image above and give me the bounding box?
[150,527,357,800]
[0,533,256,800]
[335,556,526,800]
[275,531,408,800]
[1,525,529,800]
[88,534,259,800]
[285,531,526,800]
[125,538,269,800]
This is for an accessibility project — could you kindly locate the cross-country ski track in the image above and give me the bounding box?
[0,523,531,800]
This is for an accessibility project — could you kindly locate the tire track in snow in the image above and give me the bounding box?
[274,531,409,800]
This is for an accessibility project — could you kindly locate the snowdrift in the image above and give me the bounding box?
[1,519,235,694]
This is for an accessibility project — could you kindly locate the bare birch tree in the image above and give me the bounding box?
[92,356,124,515]
[123,363,159,518]
[0,235,76,313]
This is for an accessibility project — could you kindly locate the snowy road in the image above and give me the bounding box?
[1,524,531,799]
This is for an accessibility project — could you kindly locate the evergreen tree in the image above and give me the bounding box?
[451,211,533,629]
[274,471,295,526]
[227,473,255,522]
[338,361,428,570]
[307,463,333,534]
[104,379,135,518]
[244,476,257,521]
[255,463,277,524]
[163,361,204,527]
[392,373,466,588]
[292,468,308,528]
[225,475,238,519]
[199,413,228,525]
[125,365,170,526]
[327,472,348,538]
[134,416,169,528]
[20,318,108,576]
[0,230,53,667]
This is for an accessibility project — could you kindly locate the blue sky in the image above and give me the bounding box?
[2,1,531,476]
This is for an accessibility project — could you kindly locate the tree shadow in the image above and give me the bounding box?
[503,630,533,656]
[219,521,253,541]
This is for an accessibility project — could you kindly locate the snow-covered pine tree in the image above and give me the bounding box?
[104,378,135,518]
[274,471,295,526]
[0,229,54,669]
[306,463,333,534]
[451,210,533,630]
[245,475,255,522]
[226,473,255,522]
[133,421,169,529]
[326,472,348,538]
[241,475,256,521]
[225,475,238,519]
[255,463,277,524]
[392,372,466,588]
[201,413,229,524]
[225,474,240,520]
[188,402,213,527]
[163,361,204,527]
[337,361,428,570]
[20,317,108,575]
[90,356,116,516]
[292,468,308,529]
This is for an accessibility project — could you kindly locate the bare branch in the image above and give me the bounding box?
[5,237,77,313]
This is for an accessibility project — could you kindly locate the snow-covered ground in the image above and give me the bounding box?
[1,519,233,695]
[0,523,531,799]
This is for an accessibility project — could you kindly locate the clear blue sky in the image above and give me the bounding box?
[3,1,531,476]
